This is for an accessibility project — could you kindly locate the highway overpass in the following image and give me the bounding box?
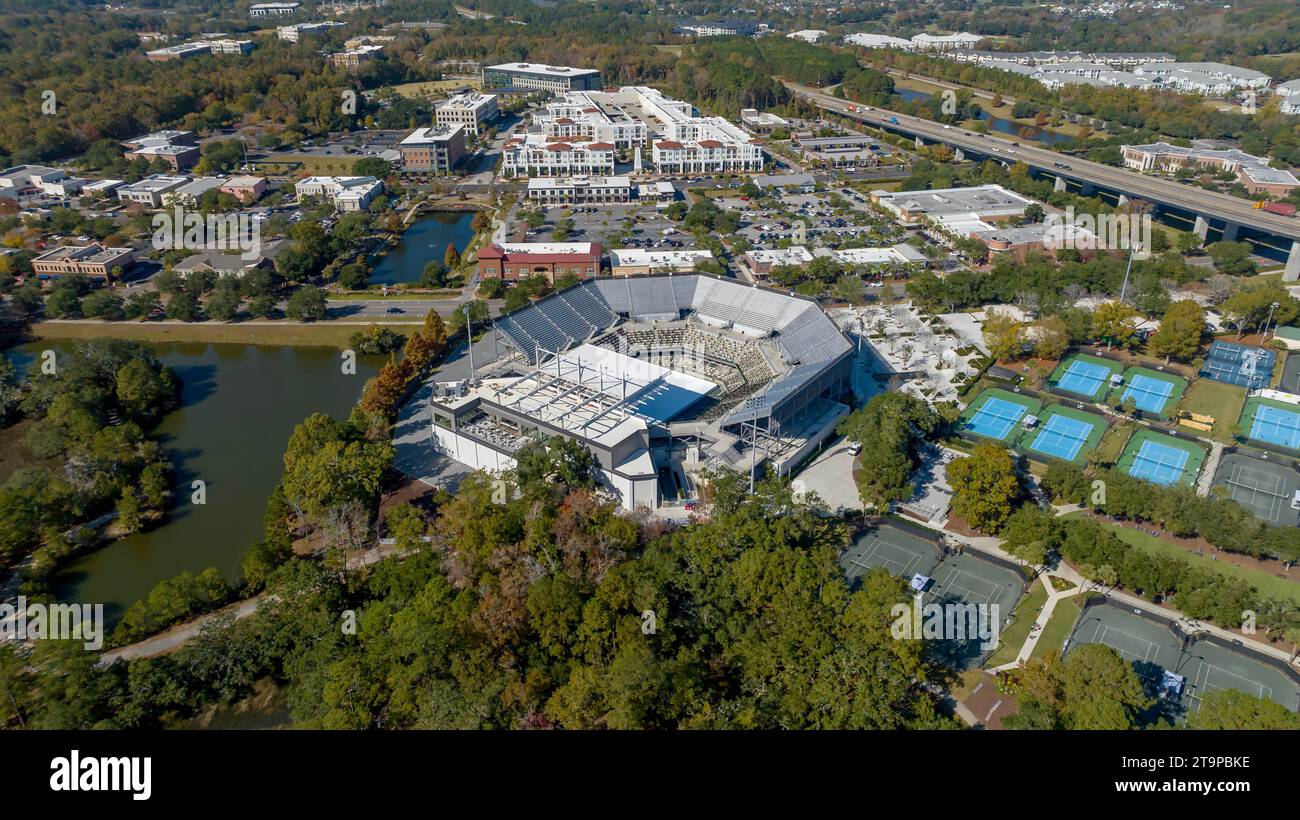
[788,82,1300,279]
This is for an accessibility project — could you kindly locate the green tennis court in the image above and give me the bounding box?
[1016,403,1108,465]
[959,388,1042,442]
[1115,428,1208,487]
[1239,396,1300,452]
[1107,366,1187,418]
[1048,353,1124,400]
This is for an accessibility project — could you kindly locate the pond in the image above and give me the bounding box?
[7,341,381,623]
[368,211,477,286]
[895,87,1076,147]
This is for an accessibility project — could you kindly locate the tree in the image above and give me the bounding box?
[82,290,124,321]
[1147,299,1204,363]
[1188,689,1300,729]
[999,505,1058,565]
[838,393,941,513]
[1205,241,1256,276]
[1092,300,1137,350]
[1006,645,1150,730]
[443,244,461,269]
[420,261,449,289]
[982,308,1026,362]
[831,274,866,305]
[1221,281,1299,338]
[44,287,82,319]
[116,490,143,534]
[946,443,1021,533]
[286,286,326,322]
[1032,315,1069,360]
[165,291,202,322]
[204,288,242,322]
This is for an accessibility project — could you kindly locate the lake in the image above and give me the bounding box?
[895,87,1076,147]
[368,211,477,286]
[7,341,381,623]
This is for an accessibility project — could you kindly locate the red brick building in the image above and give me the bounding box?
[477,242,602,284]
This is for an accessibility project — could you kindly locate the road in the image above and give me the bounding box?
[786,81,1300,255]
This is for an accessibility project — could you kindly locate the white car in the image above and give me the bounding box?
[942,125,951,130]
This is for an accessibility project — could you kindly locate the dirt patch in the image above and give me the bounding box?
[961,670,1019,729]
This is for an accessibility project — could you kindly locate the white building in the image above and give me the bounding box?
[116,175,190,207]
[526,176,632,205]
[294,176,384,211]
[501,134,616,178]
[786,30,827,44]
[533,90,650,149]
[910,32,984,51]
[1134,61,1272,95]
[843,32,913,49]
[250,2,300,16]
[608,248,716,275]
[435,92,499,136]
[277,21,346,42]
[871,184,1035,224]
[1276,78,1300,115]
[482,62,602,92]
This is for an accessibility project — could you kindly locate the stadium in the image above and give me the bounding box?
[426,274,855,509]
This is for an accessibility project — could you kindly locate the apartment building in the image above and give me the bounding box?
[533,91,648,149]
[675,20,759,37]
[435,92,499,136]
[482,63,602,93]
[652,118,762,174]
[910,32,984,51]
[116,174,190,207]
[122,130,199,171]
[1121,142,1299,195]
[398,126,467,173]
[1277,78,1300,115]
[476,242,602,284]
[1134,62,1272,95]
[31,244,135,279]
[277,21,346,42]
[843,33,912,49]
[249,2,300,16]
[501,134,616,178]
[294,176,384,211]
[526,176,632,205]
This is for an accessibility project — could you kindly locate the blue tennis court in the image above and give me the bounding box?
[1250,404,1300,449]
[1121,373,1174,415]
[1056,359,1112,398]
[1128,439,1189,485]
[1199,341,1276,389]
[1027,414,1095,461]
[964,396,1027,440]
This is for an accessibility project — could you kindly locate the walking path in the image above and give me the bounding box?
[989,574,1085,672]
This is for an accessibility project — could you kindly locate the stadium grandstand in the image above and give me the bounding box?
[425,275,854,509]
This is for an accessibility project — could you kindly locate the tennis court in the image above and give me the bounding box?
[959,389,1040,442]
[1050,354,1122,400]
[925,552,1024,669]
[1199,341,1277,390]
[1110,367,1187,417]
[1116,428,1207,487]
[840,521,941,587]
[1244,400,1300,450]
[1069,604,1300,720]
[1211,452,1300,527]
[1023,410,1100,463]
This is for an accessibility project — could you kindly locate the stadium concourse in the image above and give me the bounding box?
[423,274,854,510]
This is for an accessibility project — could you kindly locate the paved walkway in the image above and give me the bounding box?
[1198,440,1224,496]
[989,574,1086,672]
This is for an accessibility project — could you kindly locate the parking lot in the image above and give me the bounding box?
[517,203,699,250]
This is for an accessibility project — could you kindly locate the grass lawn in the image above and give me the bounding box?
[31,320,421,348]
[1176,377,1247,443]
[329,290,461,301]
[1061,512,1300,606]
[984,580,1050,667]
[387,78,481,98]
[1029,594,1084,661]
[1093,421,1135,466]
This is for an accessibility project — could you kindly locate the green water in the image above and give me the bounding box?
[12,341,380,623]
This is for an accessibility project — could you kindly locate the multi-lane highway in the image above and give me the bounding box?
[787,81,1300,265]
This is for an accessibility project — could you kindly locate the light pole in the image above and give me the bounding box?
[1265,301,1280,339]
[464,303,475,383]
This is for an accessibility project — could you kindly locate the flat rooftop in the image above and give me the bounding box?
[486,62,600,77]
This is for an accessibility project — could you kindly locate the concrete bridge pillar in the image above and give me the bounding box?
[1193,215,1210,242]
[1054,175,1067,192]
[915,136,925,149]
[953,147,965,162]
[1117,193,1130,209]
[1221,222,1239,242]
[1285,240,1300,282]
